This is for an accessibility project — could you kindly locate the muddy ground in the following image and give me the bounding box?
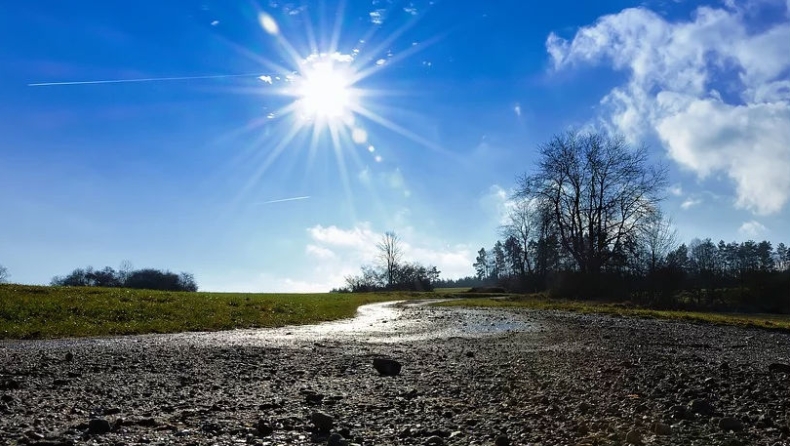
[2,301,790,445]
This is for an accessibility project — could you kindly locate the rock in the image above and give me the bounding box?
[0,378,20,390]
[652,422,672,436]
[690,399,714,416]
[311,411,334,433]
[670,405,692,420]
[64,351,74,362]
[87,418,112,435]
[373,358,402,376]
[578,402,592,414]
[399,427,412,438]
[495,434,510,446]
[768,363,790,373]
[256,419,273,437]
[625,429,641,444]
[136,417,157,427]
[328,433,349,446]
[719,417,744,432]
[465,351,475,358]
[425,435,444,445]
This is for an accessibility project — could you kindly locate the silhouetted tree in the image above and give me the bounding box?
[343,232,439,292]
[473,248,489,280]
[378,231,402,288]
[515,132,666,292]
[0,264,8,283]
[52,265,198,292]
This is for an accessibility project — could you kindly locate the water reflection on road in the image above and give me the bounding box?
[1,300,536,350]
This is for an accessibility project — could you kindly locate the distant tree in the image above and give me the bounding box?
[51,267,91,287]
[639,211,678,273]
[378,232,402,288]
[515,132,666,282]
[0,264,8,283]
[344,232,439,292]
[178,272,199,292]
[125,269,182,291]
[118,260,133,285]
[776,243,789,271]
[491,241,506,279]
[88,267,122,288]
[473,248,489,280]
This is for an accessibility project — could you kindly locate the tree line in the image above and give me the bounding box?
[465,132,790,312]
[336,232,441,292]
[51,262,198,292]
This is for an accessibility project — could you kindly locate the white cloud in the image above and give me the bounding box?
[305,244,336,260]
[514,103,522,117]
[547,2,790,215]
[669,184,683,196]
[480,184,516,225]
[680,197,703,210]
[738,220,768,238]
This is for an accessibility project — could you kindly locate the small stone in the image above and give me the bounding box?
[399,427,412,438]
[465,351,475,358]
[65,351,74,362]
[495,434,510,446]
[372,358,402,376]
[311,411,334,433]
[652,422,672,436]
[88,418,112,435]
[256,419,273,437]
[768,363,790,373]
[670,405,692,420]
[625,429,641,444]
[719,417,744,432]
[328,433,349,446]
[690,399,714,416]
[425,435,444,445]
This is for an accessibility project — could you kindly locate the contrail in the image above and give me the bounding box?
[260,196,311,204]
[28,73,269,87]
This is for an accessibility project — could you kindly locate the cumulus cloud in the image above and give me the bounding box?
[547,2,790,215]
[738,220,768,238]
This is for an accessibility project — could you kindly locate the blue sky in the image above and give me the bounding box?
[1,0,788,291]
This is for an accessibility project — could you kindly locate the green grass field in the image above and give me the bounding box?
[0,284,429,339]
[437,294,790,331]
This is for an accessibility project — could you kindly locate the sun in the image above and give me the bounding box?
[292,53,358,125]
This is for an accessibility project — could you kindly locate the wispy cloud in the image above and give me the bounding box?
[680,197,702,210]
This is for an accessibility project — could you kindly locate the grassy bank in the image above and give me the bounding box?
[0,284,427,339]
[438,294,790,331]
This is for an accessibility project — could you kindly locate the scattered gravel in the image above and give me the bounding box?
[2,303,790,445]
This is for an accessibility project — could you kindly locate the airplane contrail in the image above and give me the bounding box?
[260,196,311,204]
[28,73,269,87]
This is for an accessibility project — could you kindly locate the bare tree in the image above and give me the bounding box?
[0,264,8,283]
[118,260,133,284]
[501,199,538,277]
[640,211,678,273]
[515,131,666,277]
[377,231,402,287]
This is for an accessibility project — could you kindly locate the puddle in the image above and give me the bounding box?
[1,299,537,350]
